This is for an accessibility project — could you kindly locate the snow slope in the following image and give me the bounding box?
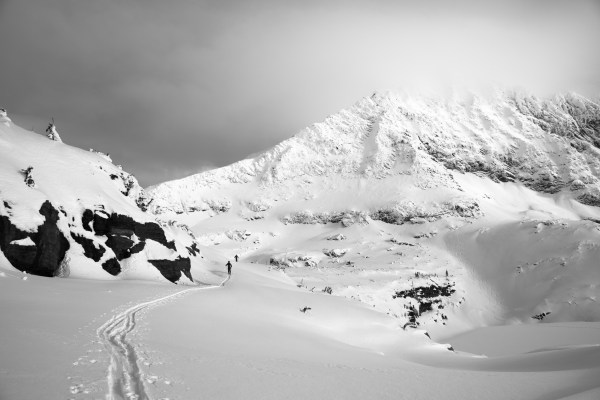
[1,90,600,400]
[0,112,207,283]
[1,256,598,400]
[147,88,600,334]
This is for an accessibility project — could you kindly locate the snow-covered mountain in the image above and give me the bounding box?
[149,89,600,214]
[147,89,600,330]
[0,110,202,283]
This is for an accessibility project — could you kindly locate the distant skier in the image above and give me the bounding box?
[234,254,239,262]
[226,260,232,276]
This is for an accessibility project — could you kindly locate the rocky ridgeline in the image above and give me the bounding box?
[148,89,600,214]
[281,198,481,226]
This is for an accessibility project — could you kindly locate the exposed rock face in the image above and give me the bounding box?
[81,209,191,282]
[0,201,196,282]
[70,233,106,262]
[102,257,121,276]
[0,201,70,277]
[148,257,193,283]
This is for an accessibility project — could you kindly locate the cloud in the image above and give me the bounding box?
[1,0,599,186]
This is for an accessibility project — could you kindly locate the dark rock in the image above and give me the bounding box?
[186,242,200,256]
[85,210,175,250]
[105,235,135,261]
[577,193,600,207]
[129,241,146,256]
[148,257,192,283]
[70,233,106,262]
[102,257,121,276]
[0,201,70,277]
[82,209,94,232]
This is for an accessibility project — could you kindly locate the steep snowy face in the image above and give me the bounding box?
[149,89,600,214]
[0,113,200,283]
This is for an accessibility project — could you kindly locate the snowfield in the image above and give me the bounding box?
[1,89,600,399]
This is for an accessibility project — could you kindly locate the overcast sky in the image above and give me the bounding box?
[1,0,599,186]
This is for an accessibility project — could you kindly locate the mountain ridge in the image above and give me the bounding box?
[148,89,600,214]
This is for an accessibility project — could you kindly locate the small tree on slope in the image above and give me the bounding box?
[46,120,63,143]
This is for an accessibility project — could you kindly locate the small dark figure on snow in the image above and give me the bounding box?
[234,254,239,262]
[226,260,232,276]
[300,307,311,313]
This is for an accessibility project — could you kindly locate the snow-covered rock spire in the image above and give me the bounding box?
[46,119,62,142]
[0,108,12,127]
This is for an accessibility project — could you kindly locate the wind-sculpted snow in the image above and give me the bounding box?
[149,89,600,214]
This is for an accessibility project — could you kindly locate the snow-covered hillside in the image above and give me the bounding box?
[0,111,205,283]
[148,89,600,331]
[149,89,600,213]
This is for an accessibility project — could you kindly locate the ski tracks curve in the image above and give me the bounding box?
[97,276,229,400]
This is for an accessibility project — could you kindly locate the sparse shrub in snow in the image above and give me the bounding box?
[20,166,36,187]
[45,121,62,142]
[322,286,333,294]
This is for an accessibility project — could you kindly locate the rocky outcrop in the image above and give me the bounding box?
[282,210,369,226]
[102,257,121,276]
[0,201,70,277]
[148,257,193,283]
[80,209,192,282]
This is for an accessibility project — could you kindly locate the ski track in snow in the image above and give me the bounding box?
[96,276,229,400]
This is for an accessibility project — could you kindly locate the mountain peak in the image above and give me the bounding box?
[148,89,600,214]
